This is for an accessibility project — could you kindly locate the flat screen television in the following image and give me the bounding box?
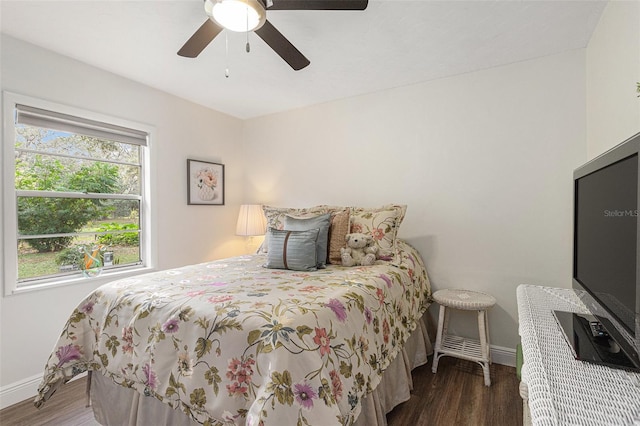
[557,131,640,371]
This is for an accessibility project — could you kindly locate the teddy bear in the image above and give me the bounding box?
[340,233,378,266]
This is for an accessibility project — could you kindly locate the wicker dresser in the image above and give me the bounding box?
[517,285,640,425]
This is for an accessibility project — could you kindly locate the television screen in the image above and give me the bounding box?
[574,153,638,336]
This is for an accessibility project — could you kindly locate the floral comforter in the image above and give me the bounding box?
[35,240,430,426]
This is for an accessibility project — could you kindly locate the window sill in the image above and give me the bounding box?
[7,265,156,296]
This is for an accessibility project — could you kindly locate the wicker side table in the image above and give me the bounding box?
[431,288,497,386]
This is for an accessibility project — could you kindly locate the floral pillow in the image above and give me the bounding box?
[349,204,407,264]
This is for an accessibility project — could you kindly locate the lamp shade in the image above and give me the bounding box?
[236,204,266,236]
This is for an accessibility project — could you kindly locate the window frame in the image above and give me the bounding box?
[2,92,157,295]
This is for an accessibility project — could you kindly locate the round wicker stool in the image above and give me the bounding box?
[431,289,497,386]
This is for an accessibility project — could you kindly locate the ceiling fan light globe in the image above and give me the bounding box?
[205,0,266,33]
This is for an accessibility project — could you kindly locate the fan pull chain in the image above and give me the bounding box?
[246,5,251,53]
[225,31,230,78]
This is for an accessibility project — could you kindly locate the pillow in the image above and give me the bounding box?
[349,204,407,263]
[261,205,350,253]
[328,208,350,265]
[261,205,330,253]
[265,228,320,271]
[284,213,331,268]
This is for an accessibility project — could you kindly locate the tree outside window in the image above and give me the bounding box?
[12,106,147,285]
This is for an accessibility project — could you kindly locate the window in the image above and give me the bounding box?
[3,94,154,293]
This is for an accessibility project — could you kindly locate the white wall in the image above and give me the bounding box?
[586,0,640,158]
[2,0,637,407]
[0,35,247,407]
[243,50,588,352]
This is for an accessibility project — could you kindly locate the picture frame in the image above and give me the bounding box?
[187,159,225,205]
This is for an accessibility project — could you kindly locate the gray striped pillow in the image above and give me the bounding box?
[284,213,331,268]
[265,228,319,271]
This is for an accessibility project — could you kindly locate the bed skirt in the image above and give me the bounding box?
[91,316,432,426]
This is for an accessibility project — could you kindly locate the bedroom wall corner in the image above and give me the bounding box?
[586,0,640,158]
[241,49,587,358]
[0,35,245,409]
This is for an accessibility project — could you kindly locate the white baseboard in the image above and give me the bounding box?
[0,373,42,410]
[0,372,86,410]
[491,344,517,367]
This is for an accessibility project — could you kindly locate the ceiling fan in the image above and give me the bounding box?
[178,0,368,70]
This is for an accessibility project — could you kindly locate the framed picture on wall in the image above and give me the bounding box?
[187,159,225,205]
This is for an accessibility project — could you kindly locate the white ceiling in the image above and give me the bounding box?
[1,0,606,119]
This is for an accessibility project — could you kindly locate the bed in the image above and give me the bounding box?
[35,205,432,426]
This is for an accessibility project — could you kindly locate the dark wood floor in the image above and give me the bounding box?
[0,377,98,426]
[387,357,522,426]
[0,356,522,426]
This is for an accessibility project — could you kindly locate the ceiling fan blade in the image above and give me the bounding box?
[266,0,367,10]
[177,19,223,58]
[255,20,310,70]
